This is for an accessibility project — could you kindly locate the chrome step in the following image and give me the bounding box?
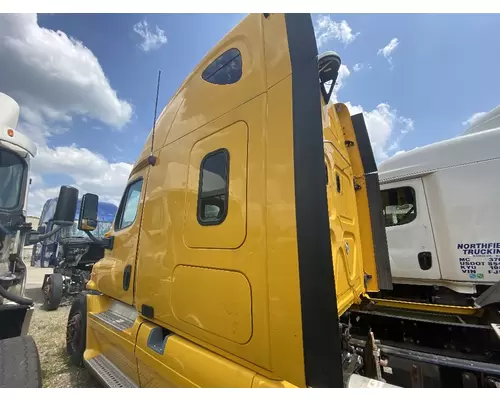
[85,355,137,388]
[94,310,134,331]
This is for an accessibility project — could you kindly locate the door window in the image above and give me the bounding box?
[115,179,143,231]
[202,48,242,85]
[197,149,229,225]
[381,186,417,227]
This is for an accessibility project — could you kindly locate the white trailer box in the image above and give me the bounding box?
[378,106,500,297]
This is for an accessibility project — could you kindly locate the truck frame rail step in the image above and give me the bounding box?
[84,354,137,388]
[92,310,134,331]
[363,294,479,316]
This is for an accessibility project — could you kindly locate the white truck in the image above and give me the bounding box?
[0,92,77,388]
[378,105,500,309]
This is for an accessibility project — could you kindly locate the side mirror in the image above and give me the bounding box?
[318,51,342,105]
[76,192,113,250]
[78,193,99,232]
[53,186,79,226]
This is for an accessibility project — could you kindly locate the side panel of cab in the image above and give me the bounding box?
[132,13,291,386]
[322,100,392,312]
[131,13,343,388]
[323,106,366,315]
[336,105,393,292]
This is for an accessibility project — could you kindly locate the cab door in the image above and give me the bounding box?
[92,170,146,305]
[381,178,441,280]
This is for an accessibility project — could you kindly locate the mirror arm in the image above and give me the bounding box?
[320,80,335,105]
[26,225,63,245]
[85,230,114,250]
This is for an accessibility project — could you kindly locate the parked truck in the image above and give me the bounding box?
[378,106,500,314]
[31,197,117,310]
[32,197,117,269]
[62,13,500,388]
[0,92,78,388]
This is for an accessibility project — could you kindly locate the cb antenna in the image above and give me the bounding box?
[148,69,161,166]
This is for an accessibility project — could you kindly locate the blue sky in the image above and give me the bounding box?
[36,13,246,162]
[1,13,499,215]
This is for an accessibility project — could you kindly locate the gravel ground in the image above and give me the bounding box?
[26,267,98,388]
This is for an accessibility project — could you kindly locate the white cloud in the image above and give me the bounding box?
[378,38,399,58]
[352,63,372,72]
[317,53,413,161]
[316,41,412,162]
[315,15,360,48]
[346,102,415,162]
[28,145,132,215]
[27,187,62,218]
[336,64,351,92]
[0,13,133,143]
[0,14,135,216]
[377,38,399,68]
[133,20,167,52]
[463,111,487,126]
[353,63,363,72]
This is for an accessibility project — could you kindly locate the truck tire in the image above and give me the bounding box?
[44,273,63,311]
[0,335,42,388]
[66,294,87,367]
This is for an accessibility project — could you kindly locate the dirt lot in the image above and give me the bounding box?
[26,267,98,388]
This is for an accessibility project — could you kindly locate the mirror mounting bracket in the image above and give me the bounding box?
[148,155,157,166]
[318,51,342,105]
[25,225,64,246]
[85,230,114,250]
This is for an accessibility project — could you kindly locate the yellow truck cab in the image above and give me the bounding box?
[62,13,500,388]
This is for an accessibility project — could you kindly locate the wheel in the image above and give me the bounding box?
[0,335,42,388]
[66,294,87,367]
[43,273,64,311]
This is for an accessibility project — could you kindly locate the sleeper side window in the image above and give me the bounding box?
[197,149,229,225]
[381,186,417,227]
[202,48,242,85]
[115,179,143,231]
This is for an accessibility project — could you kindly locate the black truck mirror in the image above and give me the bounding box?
[53,186,79,226]
[78,193,99,232]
